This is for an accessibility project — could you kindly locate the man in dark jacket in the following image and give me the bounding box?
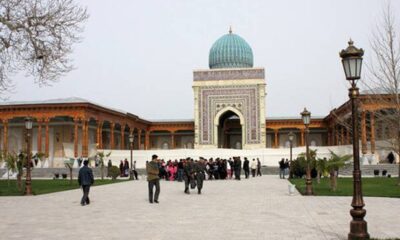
[183,158,193,194]
[243,157,250,179]
[146,154,160,203]
[194,159,206,194]
[233,157,242,180]
[78,160,94,206]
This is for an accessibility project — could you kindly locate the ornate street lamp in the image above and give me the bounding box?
[288,131,295,179]
[340,39,369,239]
[24,117,33,195]
[129,133,134,180]
[301,108,313,195]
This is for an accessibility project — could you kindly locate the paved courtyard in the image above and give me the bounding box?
[0,176,399,240]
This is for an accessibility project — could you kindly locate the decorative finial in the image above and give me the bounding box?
[229,26,232,34]
[348,38,354,46]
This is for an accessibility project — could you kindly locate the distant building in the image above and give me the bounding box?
[0,30,395,166]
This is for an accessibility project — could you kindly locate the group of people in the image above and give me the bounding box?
[278,158,290,179]
[104,159,139,180]
[77,155,264,206]
[146,156,263,204]
[118,159,130,177]
[151,157,263,183]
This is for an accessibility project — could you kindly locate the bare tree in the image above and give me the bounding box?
[0,0,88,97]
[362,1,400,184]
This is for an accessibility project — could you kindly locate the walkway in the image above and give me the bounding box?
[0,176,399,240]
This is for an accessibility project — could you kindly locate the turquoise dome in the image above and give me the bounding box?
[209,31,253,69]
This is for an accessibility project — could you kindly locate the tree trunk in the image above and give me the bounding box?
[17,173,22,191]
[69,167,73,185]
[317,171,321,184]
[101,165,104,180]
[329,169,337,191]
[7,168,10,187]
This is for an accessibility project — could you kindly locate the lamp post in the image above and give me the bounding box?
[288,131,295,179]
[340,39,369,240]
[129,133,134,180]
[24,117,33,196]
[301,108,313,195]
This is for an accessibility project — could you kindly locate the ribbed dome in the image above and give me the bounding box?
[209,31,253,69]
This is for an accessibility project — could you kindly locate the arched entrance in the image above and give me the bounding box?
[214,108,244,149]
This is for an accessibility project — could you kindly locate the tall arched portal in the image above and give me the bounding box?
[193,29,266,149]
[217,110,243,149]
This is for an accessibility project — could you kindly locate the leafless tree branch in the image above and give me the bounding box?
[0,0,88,98]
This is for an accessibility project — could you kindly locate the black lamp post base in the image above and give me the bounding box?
[348,221,369,240]
[349,208,369,240]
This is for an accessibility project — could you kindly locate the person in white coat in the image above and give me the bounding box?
[250,159,257,177]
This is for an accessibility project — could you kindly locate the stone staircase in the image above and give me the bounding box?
[340,164,398,177]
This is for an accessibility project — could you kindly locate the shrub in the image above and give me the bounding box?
[109,166,120,180]
[291,158,307,178]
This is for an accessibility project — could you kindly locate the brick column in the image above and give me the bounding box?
[300,129,305,146]
[333,126,339,146]
[370,112,376,154]
[74,118,79,158]
[361,111,367,154]
[171,131,175,149]
[327,129,332,146]
[96,121,103,149]
[81,119,86,157]
[345,127,350,145]
[44,118,50,158]
[83,120,89,158]
[2,119,8,153]
[110,122,115,149]
[37,119,43,153]
[274,129,279,148]
[138,129,142,150]
[145,131,150,150]
[340,126,344,145]
[120,125,125,150]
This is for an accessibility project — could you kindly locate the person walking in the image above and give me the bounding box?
[256,158,262,176]
[146,155,160,204]
[177,159,184,182]
[132,160,138,180]
[194,159,206,194]
[243,157,250,179]
[251,159,257,177]
[226,159,232,179]
[183,158,193,194]
[78,160,94,206]
[233,157,241,180]
[107,159,112,177]
[123,159,129,177]
[119,160,124,177]
[284,159,289,179]
[279,158,285,179]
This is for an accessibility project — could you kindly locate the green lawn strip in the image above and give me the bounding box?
[0,179,128,196]
[289,178,400,198]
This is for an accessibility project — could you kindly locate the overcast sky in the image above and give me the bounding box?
[8,0,400,120]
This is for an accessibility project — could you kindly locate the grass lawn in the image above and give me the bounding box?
[0,179,128,196]
[289,177,400,198]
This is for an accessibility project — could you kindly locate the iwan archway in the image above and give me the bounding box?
[214,107,244,149]
[192,30,266,149]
